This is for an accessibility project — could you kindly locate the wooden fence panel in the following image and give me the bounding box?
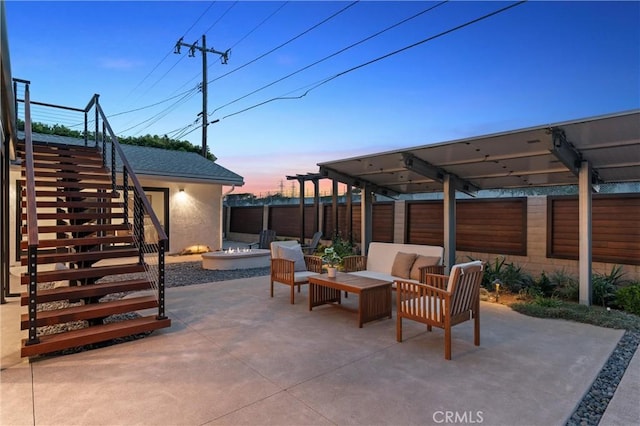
[548,194,640,265]
[406,199,527,255]
[406,201,443,245]
[269,205,299,238]
[372,202,394,243]
[229,206,262,234]
[457,199,527,255]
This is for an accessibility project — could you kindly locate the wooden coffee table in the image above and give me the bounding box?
[308,272,392,328]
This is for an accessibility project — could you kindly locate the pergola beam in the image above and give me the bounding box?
[402,152,479,195]
[319,166,400,197]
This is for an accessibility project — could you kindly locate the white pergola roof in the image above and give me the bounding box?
[318,110,640,196]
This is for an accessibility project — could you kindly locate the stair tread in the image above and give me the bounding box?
[20,235,134,249]
[22,223,129,235]
[22,211,126,220]
[21,180,114,189]
[20,295,158,328]
[20,278,153,304]
[21,315,171,357]
[32,190,120,199]
[29,153,104,165]
[22,200,124,209]
[24,170,111,181]
[21,247,138,266]
[19,142,102,155]
[32,162,108,173]
[21,263,147,284]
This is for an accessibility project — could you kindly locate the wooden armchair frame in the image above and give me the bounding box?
[396,261,484,360]
[270,255,322,304]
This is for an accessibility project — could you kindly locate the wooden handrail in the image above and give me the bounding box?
[95,103,168,243]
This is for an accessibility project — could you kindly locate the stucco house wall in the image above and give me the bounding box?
[137,176,223,254]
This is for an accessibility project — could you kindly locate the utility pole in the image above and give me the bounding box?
[174,35,229,158]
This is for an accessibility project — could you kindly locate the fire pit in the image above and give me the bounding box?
[201,247,270,270]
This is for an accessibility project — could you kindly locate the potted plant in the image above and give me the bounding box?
[321,247,342,278]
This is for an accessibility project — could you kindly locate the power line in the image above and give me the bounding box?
[107,1,351,128]
[221,1,527,120]
[210,0,447,116]
[108,86,199,118]
[170,1,290,97]
[122,1,217,103]
[230,1,289,50]
[118,89,198,134]
[206,1,359,87]
[203,0,239,35]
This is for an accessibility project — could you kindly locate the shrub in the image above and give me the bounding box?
[616,282,640,316]
[481,256,532,293]
[550,269,579,302]
[592,265,627,308]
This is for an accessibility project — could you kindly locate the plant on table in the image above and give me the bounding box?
[321,247,343,269]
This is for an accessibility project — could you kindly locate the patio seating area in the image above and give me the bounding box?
[2,263,638,425]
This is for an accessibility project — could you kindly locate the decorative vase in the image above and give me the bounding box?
[327,267,337,278]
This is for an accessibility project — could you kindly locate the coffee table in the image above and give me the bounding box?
[308,272,392,328]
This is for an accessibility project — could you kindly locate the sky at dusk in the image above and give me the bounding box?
[5,1,640,196]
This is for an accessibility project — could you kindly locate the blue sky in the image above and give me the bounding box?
[6,1,640,195]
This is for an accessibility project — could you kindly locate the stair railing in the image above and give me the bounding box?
[22,81,40,346]
[84,96,168,320]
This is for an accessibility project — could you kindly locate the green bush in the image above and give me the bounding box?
[616,283,640,316]
[481,256,532,293]
[592,265,627,308]
[550,269,579,302]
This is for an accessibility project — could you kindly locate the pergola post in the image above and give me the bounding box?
[332,180,339,238]
[579,161,593,306]
[443,175,456,274]
[346,185,353,244]
[298,178,305,243]
[361,185,373,255]
[313,178,320,234]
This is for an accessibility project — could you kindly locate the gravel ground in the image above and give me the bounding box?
[164,261,270,287]
[566,330,640,426]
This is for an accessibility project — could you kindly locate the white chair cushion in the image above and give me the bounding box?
[446,260,483,292]
[293,271,318,283]
[401,295,443,322]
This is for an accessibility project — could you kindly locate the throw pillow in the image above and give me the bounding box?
[409,255,441,281]
[391,252,417,279]
[278,244,307,272]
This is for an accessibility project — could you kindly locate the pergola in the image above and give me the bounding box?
[297,110,640,306]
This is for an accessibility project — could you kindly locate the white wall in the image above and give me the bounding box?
[137,177,223,254]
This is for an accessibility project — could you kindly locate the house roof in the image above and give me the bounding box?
[318,110,640,196]
[24,132,244,186]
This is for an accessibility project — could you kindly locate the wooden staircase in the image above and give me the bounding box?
[18,141,170,357]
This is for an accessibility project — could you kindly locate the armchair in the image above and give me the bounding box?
[270,241,322,304]
[396,260,484,360]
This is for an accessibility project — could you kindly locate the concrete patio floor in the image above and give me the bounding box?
[1,271,638,425]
